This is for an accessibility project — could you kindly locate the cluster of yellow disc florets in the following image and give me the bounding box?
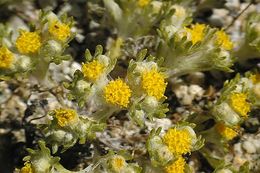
[215,123,238,140]
[48,20,71,42]
[185,23,206,45]
[20,162,34,173]
[230,92,250,118]
[0,46,14,69]
[104,79,132,108]
[164,157,186,173]
[215,30,233,50]
[163,128,192,155]
[54,108,78,127]
[82,60,105,81]
[141,68,167,100]
[16,31,42,54]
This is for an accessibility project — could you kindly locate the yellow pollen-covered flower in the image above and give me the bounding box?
[138,0,151,7]
[0,46,14,69]
[20,162,34,173]
[104,79,132,108]
[230,93,250,118]
[250,74,260,84]
[164,157,186,173]
[215,123,238,140]
[54,108,78,127]
[16,31,41,54]
[163,128,192,155]
[215,30,233,50]
[82,60,104,81]
[185,23,206,44]
[49,21,71,41]
[141,68,167,100]
[110,156,126,172]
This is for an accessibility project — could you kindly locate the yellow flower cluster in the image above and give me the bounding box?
[16,31,41,54]
[141,68,167,100]
[215,30,233,50]
[215,123,238,140]
[230,93,250,118]
[138,0,151,7]
[20,162,34,173]
[185,23,206,45]
[0,46,14,69]
[54,108,78,127]
[163,128,192,155]
[164,157,186,173]
[110,156,126,172]
[104,79,132,108]
[48,21,71,42]
[82,60,105,81]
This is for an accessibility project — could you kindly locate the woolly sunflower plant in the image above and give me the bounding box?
[0,11,74,81]
[146,124,204,171]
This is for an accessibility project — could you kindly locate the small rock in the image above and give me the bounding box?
[243,141,257,154]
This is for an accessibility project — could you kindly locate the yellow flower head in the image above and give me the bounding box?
[141,68,167,100]
[82,60,104,81]
[215,123,238,140]
[250,74,260,84]
[138,0,151,7]
[185,23,206,44]
[0,46,14,69]
[163,128,192,155]
[104,79,132,108]
[110,156,126,172]
[48,21,71,42]
[16,31,41,54]
[20,162,34,173]
[230,93,250,118]
[215,30,233,50]
[164,157,186,173]
[54,108,78,127]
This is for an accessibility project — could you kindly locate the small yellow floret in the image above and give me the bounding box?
[16,31,41,54]
[141,68,167,100]
[185,23,206,44]
[230,93,250,118]
[138,0,151,7]
[49,21,71,41]
[20,163,34,173]
[164,157,186,173]
[54,108,78,127]
[82,60,104,81]
[215,30,233,50]
[104,79,132,108]
[250,74,260,84]
[0,46,14,69]
[163,128,192,155]
[110,156,126,172]
[215,123,238,140]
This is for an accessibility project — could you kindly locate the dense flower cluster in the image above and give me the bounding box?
[104,79,132,108]
[16,31,42,54]
[82,60,105,81]
[48,20,71,42]
[164,157,186,173]
[163,128,192,155]
[141,68,167,100]
[0,46,14,69]
[0,11,73,80]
